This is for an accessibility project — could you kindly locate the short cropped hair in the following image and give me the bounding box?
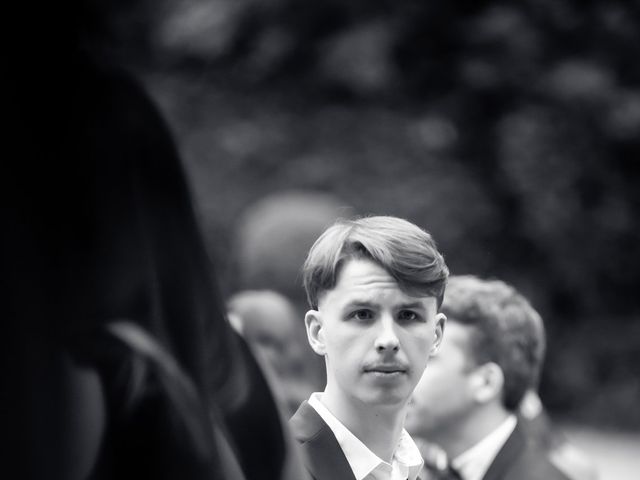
[441,275,546,411]
[302,216,449,310]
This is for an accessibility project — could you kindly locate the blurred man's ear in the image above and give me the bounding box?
[305,310,326,356]
[471,362,504,404]
[227,312,243,335]
[429,313,446,357]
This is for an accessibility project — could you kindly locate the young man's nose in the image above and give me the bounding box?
[374,317,400,352]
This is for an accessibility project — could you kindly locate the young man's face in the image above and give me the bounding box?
[404,321,477,440]
[306,258,445,412]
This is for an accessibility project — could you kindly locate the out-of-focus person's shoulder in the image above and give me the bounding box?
[518,390,598,480]
[549,442,599,480]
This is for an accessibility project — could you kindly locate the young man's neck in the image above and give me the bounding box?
[321,392,406,463]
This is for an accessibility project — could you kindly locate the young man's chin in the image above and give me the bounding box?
[359,389,412,409]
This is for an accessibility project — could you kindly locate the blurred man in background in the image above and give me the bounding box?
[405,275,570,480]
[227,289,313,415]
[290,216,449,480]
[234,191,355,397]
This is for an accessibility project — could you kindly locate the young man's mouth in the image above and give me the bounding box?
[363,364,407,376]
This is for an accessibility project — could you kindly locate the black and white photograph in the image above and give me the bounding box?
[6,1,640,479]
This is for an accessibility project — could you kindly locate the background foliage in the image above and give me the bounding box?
[82,0,640,429]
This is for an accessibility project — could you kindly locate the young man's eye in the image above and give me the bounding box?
[349,309,373,321]
[398,310,422,322]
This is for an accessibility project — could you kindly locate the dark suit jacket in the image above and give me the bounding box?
[289,401,357,480]
[483,421,570,480]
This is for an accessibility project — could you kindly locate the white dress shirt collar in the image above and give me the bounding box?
[309,392,423,480]
[451,414,517,480]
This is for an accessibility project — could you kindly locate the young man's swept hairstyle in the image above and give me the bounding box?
[302,216,449,310]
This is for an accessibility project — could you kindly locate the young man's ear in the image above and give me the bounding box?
[305,310,326,356]
[429,313,446,357]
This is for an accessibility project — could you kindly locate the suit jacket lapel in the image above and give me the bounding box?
[290,401,356,480]
[482,422,526,480]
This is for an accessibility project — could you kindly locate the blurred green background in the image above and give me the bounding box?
[83,0,639,432]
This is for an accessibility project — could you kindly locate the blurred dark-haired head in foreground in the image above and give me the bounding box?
[6,46,308,480]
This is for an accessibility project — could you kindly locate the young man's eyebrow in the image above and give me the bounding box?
[343,299,380,309]
[342,300,426,311]
[398,302,426,310]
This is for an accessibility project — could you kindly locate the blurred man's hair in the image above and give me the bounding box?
[302,216,449,310]
[441,275,546,411]
[227,289,297,335]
